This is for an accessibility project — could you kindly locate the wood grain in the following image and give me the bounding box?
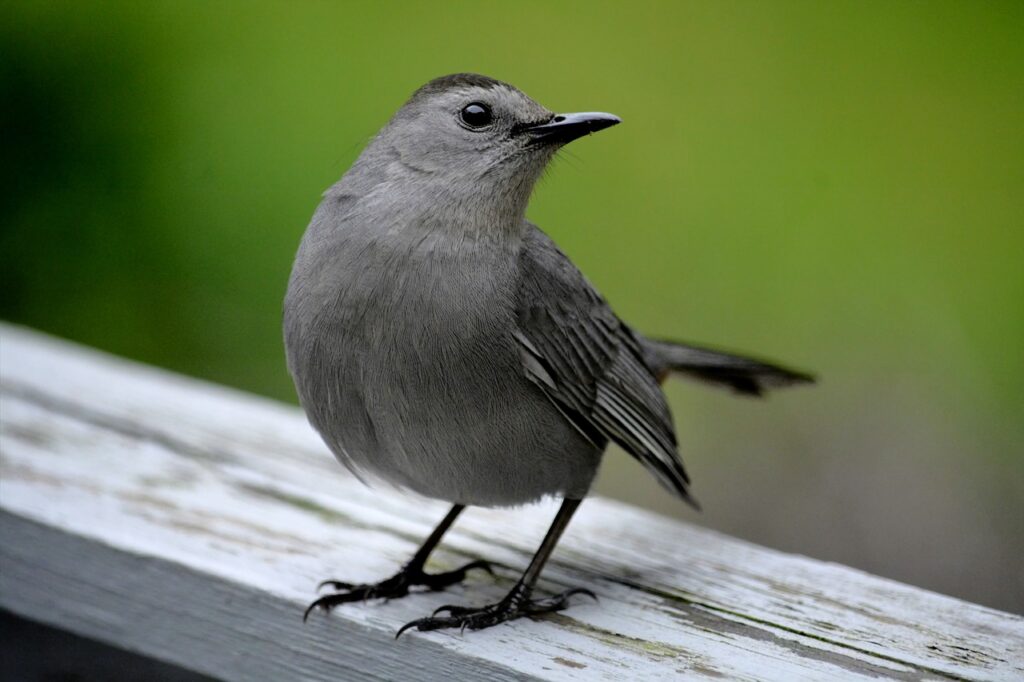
[1,323,1021,681]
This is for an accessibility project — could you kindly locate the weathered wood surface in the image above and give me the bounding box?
[0,323,1021,681]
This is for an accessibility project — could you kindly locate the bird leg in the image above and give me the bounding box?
[304,504,492,621]
[396,498,595,636]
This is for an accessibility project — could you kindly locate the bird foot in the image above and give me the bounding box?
[395,583,596,637]
[303,559,493,621]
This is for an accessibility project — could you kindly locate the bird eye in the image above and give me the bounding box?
[459,102,493,128]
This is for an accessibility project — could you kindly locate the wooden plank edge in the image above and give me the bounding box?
[0,510,539,682]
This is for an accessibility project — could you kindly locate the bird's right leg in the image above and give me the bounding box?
[303,504,492,621]
[396,498,596,635]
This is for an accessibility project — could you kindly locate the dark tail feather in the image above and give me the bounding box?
[641,337,816,397]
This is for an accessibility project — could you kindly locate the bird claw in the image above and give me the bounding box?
[431,603,475,617]
[396,585,596,638]
[304,559,494,622]
[527,587,597,613]
[304,585,384,622]
[316,579,354,592]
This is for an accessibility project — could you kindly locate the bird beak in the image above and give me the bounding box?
[525,112,621,144]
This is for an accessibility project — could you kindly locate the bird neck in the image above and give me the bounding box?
[328,139,543,242]
[414,175,533,235]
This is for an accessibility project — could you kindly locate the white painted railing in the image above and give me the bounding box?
[1,323,1021,681]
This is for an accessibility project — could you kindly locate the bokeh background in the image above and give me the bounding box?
[2,1,1022,613]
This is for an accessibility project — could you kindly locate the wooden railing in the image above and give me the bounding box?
[1,323,1021,681]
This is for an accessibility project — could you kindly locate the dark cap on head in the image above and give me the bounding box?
[408,73,513,103]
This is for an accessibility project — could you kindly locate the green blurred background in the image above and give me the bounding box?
[2,1,1022,612]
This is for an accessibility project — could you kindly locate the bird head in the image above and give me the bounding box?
[361,74,620,221]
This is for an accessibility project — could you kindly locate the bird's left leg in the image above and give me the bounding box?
[396,498,595,636]
[304,504,492,621]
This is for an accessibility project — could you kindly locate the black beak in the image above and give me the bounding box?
[524,111,621,144]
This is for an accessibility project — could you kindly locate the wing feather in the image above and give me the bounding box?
[514,226,697,507]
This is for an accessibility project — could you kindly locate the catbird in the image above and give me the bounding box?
[284,73,813,635]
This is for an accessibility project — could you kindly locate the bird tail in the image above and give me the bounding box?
[640,337,816,397]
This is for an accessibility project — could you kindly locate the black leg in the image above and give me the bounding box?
[304,504,492,621]
[396,498,596,637]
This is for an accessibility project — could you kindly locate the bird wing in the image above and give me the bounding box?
[514,226,696,507]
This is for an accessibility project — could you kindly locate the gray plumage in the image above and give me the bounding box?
[284,73,811,510]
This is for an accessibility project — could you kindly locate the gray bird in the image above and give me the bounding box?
[284,73,813,635]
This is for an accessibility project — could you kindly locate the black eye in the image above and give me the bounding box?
[460,102,493,128]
